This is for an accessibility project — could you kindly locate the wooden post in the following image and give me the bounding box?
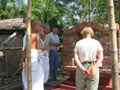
[26,0,32,90]
[89,0,91,22]
[107,0,119,90]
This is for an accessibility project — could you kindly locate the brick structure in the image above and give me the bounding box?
[62,22,120,72]
[59,22,120,90]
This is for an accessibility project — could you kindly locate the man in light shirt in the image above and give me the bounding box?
[43,25,50,52]
[74,27,103,90]
[48,26,61,82]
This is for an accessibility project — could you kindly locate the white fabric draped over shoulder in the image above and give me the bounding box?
[38,37,50,83]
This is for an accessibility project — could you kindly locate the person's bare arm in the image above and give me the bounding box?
[20,34,37,68]
[95,51,103,68]
[40,45,49,52]
[20,47,26,68]
[74,51,88,75]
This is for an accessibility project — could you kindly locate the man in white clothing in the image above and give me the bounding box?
[20,19,44,90]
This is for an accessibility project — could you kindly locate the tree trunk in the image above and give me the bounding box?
[26,0,32,90]
[107,0,119,90]
[89,0,91,22]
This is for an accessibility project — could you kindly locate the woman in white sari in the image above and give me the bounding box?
[37,29,50,83]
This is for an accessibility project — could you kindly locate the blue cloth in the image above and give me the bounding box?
[49,50,59,80]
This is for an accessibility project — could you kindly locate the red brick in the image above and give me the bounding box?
[99,37,109,42]
[59,84,76,90]
[63,59,73,62]
[63,54,73,59]
[63,42,75,46]
[104,26,109,31]
[102,65,111,69]
[63,61,73,66]
[102,42,110,46]
[91,22,96,29]
[104,56,109,60]
[63,37,77,42]
[95,23,101,30]
[70,27,77,32]
[76,23,83,30]
[63,32,73,36]
[103,36,109,41]
[108,56,112,60]
[62,48,73,52]
[63,51,73,55]
[103,61,112,64]
[104,51,111,56]
[102,31,109,36]
[64,80,75,86]
[99,25,105,31]
[103,46,109,51]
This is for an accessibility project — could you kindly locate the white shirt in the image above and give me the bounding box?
[22,34,26,51]
[74,38,103,63]
[48,32,59,51]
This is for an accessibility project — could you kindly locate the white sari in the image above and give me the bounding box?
[22,49,44,90]
[37,36,50,83]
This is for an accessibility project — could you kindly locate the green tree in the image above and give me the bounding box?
[0,0,26,19]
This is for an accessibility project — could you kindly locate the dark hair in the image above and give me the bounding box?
[52,25,58,29]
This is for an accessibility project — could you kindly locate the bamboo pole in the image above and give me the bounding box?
[107,0,119,90]
[26,0,32,90]
[89,0,91,22]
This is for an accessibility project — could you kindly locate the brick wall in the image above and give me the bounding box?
[62,22,120,74]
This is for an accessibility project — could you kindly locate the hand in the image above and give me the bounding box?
[81,68,88,75]
[94,63,100,68]
[54,43,61,47]
[20,59,25,69]
[44,45,49,50]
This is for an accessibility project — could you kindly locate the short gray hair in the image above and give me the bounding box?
[42,24,49,28]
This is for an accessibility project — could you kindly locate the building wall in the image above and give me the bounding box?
[0,32,23,77]
[62,22,120,74]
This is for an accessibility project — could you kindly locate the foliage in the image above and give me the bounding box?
[0,0,26,19]
[0,0,119,28]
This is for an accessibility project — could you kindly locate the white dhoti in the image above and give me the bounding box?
[22,49,44,90]
[39,51,49,83]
